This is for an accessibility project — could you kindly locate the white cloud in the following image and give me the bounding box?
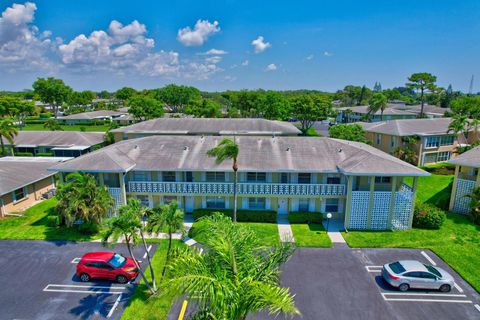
[0,2,54,70]
[265,63,277,71]
[205,55,222,64]
[224,75,236,82]
[177,20,220,46]
[241,59,249,66]
[251,36,271,53]
[199,48,227,55]
[135,51,179,76]
[324,51,333,57]
[306,54,314,60]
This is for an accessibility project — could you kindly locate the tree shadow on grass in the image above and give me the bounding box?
[307,223,326,234]
[424,181,453,209]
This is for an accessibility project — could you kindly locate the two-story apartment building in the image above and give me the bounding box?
[1,131,105,157]
[50,135,428,230]
[58,110,129,125]
[448,147,480,214]
[110,118,301,142]
[359,118,475,166]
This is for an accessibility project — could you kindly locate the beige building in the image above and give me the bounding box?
[448,147,480,214]
[51,135,428,230]
[110,118,301,142]
[359,118,475,166]
[0,157,67,216]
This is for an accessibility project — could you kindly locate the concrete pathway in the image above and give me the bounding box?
[277,214,295,243]
[322,219,347,244]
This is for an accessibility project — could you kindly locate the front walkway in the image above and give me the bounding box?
[277,214,295,243]
[322,219,347,244]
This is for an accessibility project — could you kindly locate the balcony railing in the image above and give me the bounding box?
[127,181,345,196]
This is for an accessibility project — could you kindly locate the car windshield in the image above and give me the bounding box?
[108,253,126,268]
[389,262,406,274]
[424,264,441,278]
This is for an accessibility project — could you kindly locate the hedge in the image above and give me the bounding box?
[288,212,323,224]
[192,208,277,223]
[413,203,446,229]
[36,152,53,157]
[15,152,34,157]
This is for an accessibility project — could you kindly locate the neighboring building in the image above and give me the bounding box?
[336,103,449,123]
[50,135,428,230]
[1,131,105,158]
[58,110,128,125]
[448,147,480,214]
[359,118,475,166]
[110,118,302,142]
[0,157,68,216]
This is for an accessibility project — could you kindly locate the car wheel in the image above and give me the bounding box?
[398,283,409,292]
[79,273,90,282]
[117,275,128,284]
[439,284,451,292]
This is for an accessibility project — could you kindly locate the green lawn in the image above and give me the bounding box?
[189,221,280,246]
[122,240,186,320]
[405,174,454,209]
[21,123,110,132]
[0,198,98,241]
[290,224,332,247]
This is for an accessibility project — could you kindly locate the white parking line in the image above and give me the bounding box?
[382,292,467,297]
[71,257,81,264]
[420,251,436,266]
[474,304,480,312]
[381,292,472,303]
[142,245,152,259]
[43,284,126,295]
[383,298,472,303]
[454,283,464,293]
[107,293,123,318]
[365,265,383,273]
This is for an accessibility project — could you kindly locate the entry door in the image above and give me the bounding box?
[278,198,288,215]
[185,196,194,213]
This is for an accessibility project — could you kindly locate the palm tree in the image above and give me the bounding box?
[102,206,156,294]
[464,187,480,225]
[147,201,185,280]
[43,119,64,131]
[0,118,18,156]
[368,93,388,121]
[164,213,300,319]
[56,172,114,227]
[448,115,470,145]
[207,137,240,222]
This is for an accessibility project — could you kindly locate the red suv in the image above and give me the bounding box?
[76,252,139,284]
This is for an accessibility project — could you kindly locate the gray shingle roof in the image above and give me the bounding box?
[449,147,480,167]
[358,118,454,136]
[111,118,301,135]
[1,131,105,147]
[59,110,126,120]
[338,104,449,116]
[0,157,67,196]
[50,136,428,177]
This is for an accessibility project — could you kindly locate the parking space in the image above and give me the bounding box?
[0,240,156,320]
[250,247,480,320]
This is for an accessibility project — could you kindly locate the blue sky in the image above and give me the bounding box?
[0,0,479,92]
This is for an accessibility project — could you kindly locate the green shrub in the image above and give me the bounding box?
[78,222,100,235]
[46,215,60,227]
[25,119,47,124]
[413,203,446,229]
[36,152,53,157]
[193,208,276,223]
[288,212,323,224]
[80,126,86,132]
[39,112,52,119]
[15,152,34,157]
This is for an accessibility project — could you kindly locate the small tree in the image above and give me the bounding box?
[102,206,156,294]
[464,187,480,225]
[207,138,240,222]
[147,202,185,279]
[448,114,470,144]
[33,77,73,118]
[115,87,137,101]
[43,119,64,131]
[56,172,114,227]
[155,84,201,113]
[328,124,369,144]
[0,118,18,156]
[290,94,332,135]
[368,93,388,121]
[127,96,164,121]
[406,73,438,118]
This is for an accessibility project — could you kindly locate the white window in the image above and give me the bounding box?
[425,136,439,148]
[248,197,266,210]
[439,135,454,146]
[437,151,451,162]
[325,199,339,213]
[247,172,266,183]
[206,196,225,209]
[376,134,382,145]
[162,171,176,182]
[206,172,225,182]
[13,187,27,202]
[298,199,310,212]
[298,173,311,184]
[390,136,396,148]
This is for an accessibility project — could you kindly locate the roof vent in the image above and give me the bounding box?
[134,145,139,149]
[184,146,189,151]
[286,147,290,152]
[337,148,342,153]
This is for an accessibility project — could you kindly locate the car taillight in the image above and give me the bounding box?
[389,273,400,280]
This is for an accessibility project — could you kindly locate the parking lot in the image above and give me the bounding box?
[248,246,480,320]
[0,240,156,320]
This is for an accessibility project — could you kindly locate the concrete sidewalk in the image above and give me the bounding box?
[322,219,346,244]
[277,214,295,243]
